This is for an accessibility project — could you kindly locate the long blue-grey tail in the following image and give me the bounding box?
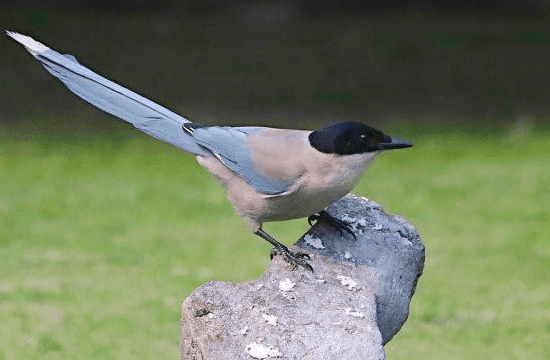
[7,31,206,156]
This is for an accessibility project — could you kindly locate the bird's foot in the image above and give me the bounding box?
[308,210,356,240]
[270,246,313,272]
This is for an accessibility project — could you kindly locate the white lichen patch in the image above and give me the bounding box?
[341,214,357,224]
[372,223,383,230]
[303,234,325,249]
[337,275,358,290]
[279,278,295,292]
[357,218,367,227]
[245,343,282,359]
[279,281,297,301]
[345,308,365,318]
[262,314,277,326]
[344,251,352,260]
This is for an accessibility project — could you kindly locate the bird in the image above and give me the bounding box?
[8,31,412,271]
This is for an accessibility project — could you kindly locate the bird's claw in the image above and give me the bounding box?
[271,246,313,272]
[307,214,319,227]
[307,210,357,240]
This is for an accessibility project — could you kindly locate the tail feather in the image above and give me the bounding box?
[7,31,205,156]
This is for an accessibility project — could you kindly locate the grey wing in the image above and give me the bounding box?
[191,126,296,195]
[8,31,205,156]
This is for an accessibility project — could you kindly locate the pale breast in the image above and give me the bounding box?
[197,130,378,227]
[258,150,379,223]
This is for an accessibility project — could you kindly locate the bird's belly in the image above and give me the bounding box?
[261,153,374,222]
[261,174,357,222]
[198,150,374,228]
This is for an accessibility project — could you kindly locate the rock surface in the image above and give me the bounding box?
[298,195,425,344]
[181,195,424,359]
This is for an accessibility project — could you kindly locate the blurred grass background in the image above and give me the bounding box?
[1,2,550,359]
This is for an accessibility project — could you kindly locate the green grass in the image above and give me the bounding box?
[0,120,549,359]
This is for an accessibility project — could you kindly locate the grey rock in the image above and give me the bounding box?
[181,195,424,359]
[297,194,425,344]
[182,254,385,359]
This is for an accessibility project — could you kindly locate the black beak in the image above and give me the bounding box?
[377,135,413,150]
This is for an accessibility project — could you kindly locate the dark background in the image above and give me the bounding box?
[3,1,550,130]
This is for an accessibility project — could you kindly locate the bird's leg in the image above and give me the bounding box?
[255,228,313,272]
[308,210,356,240]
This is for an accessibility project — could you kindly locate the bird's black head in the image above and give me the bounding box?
[309,122,413,155]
